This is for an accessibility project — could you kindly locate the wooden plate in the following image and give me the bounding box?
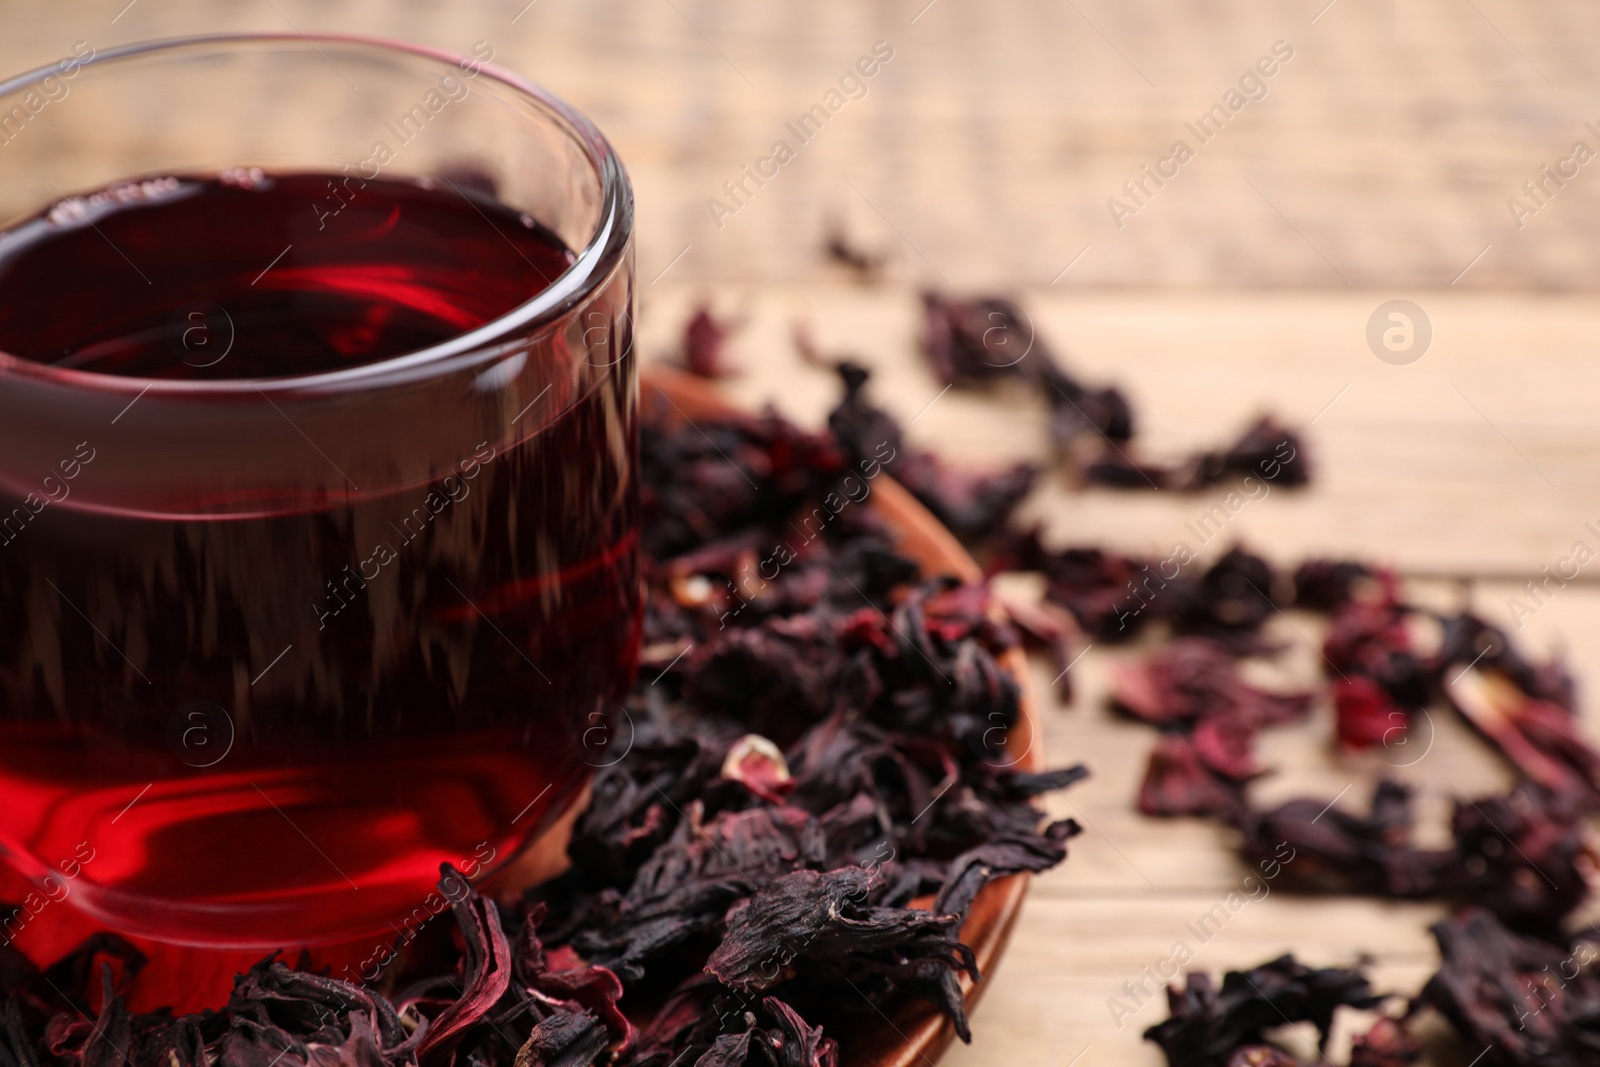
[642,366,1045,1066]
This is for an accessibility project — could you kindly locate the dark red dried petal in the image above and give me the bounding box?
[1333,675,1406,750]
[1192,715,1258,780]
[684,307,736,378]
[1145,955,1386,1067]
[1348,1016,1420,1067]
[1448,669,1600,804]
[1138,735,1244,819]
[721,734,795,803]
[416,866,512,1065]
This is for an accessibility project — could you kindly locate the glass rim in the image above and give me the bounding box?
[0,32,633,398]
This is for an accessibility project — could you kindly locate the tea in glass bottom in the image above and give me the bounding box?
[0,170,639,946]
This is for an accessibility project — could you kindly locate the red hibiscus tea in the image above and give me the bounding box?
[0,39,638,949]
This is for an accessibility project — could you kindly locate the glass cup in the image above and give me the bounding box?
[0,35,638,947]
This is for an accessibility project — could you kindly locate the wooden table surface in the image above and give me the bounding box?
[6,1,1600,1063]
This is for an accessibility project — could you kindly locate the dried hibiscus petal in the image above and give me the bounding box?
[1436,612,1577,710]
[1235,780,1446,899]
[1182,417,1309,490]
[1003,536,1169,641]
[513,902,633,1054]
[1235,779,1594,934]
[1347,1016,1420,1067]
[572,803,827,982]
[933,821,1081,921]
[1111,638,1312,727]
[1192,714,1259,780]
[1417,908,1600,1067]
[722,734,795,803]
[683,306,737,378]
[1448,668,1600,807]
[705,866,975,993]
[1172,548,1282,644]
[823,361,1036,542]
[703,863,988,1044]
[510,1011,608,1067]
[1290,559,1376,613]
[1144,955,1388,1067]
[918,292,1040,389]
[1333,675,1407,750]
[891,451,1038,543]
[414,866,513,1064]
[1138,734,1245,819]
[1445,784,1596,938]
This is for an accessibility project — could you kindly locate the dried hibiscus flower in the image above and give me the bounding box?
[1235,780,1594,937]
[824,361,1036,543]
[1138,734,1245,819]
[1416,908,1600,1067]
[999,534,1169,641]
[1144,955,1392,1067]
[1181,417,1309,491]
[683,306,737,379]
[1082,417,1308,495]
[1111,638,1312,728]
[918,291,1135,452]
[1113,638,1311,817]
[1447,667,1600,808]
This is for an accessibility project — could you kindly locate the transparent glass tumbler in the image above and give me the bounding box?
[0,35,638,947]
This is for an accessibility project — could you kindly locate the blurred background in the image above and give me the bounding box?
[11,0,1591,582]
[7,0,1600,290]
[5,3,1598,1064]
